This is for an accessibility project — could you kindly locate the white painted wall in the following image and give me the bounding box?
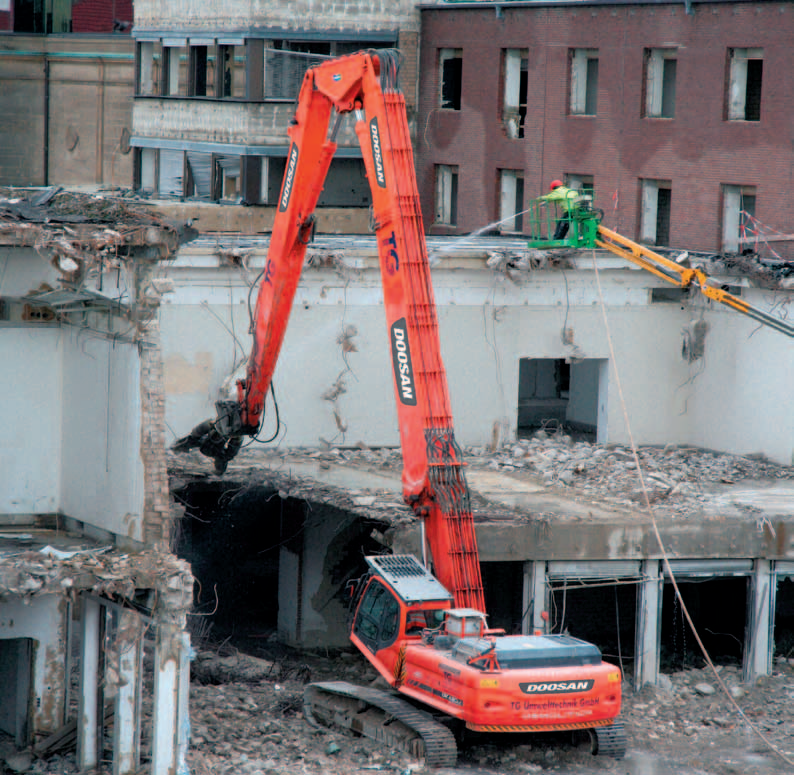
[160,249,794,464]
[59,327,145,543]
[1,249,147,539]
[0,328,61,515]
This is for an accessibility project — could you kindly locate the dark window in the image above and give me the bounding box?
[441,53,462,110]
[661,59,677,118]
[190,46,208,96]
[585,58,599,115]
[518,62,528,138]
[353,581,400,653]
[656,187,672,246]
[745,59,762,121]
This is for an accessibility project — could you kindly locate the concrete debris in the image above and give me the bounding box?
[0,542,192,617]
[171,429,794,527]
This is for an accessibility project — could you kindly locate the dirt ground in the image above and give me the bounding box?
[183,641,794,775]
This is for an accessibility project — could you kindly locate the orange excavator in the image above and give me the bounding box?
[173,51,625,765]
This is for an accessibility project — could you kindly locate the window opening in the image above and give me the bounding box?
[218,45,245,98]
[189,45,215,97]
[565,174,595,200]
[435,165,459,226]
[158,149,184,197]
[517,358,603,440]
[138,148,156,193]
[640,179,672,246]
[644,49,677,118]
[215,155,241,202]
[661,577,747,671]
[503,49,528,139]
[722,184,756,253]
[498,170,524,233]
[440,48,462,110]
[570,49,599,115]
[137,42,162,96]
[727,48,763,121]
[163,45,185,96]
[548,580,637,670]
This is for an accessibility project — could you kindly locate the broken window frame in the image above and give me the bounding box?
[639,179,672,246]
[502,49,528,139]
[643,48,677,119]
[569,48,599,116]
[439,48,463,111]
[726,47,763,122]
[721,183,757,253]
[434,164,459,226]
[498,169,525,233]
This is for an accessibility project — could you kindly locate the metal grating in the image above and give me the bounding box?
[365,555,453,605]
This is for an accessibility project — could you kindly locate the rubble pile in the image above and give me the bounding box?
[468,432,793,518]
[0,543,192,616]
[233,432,794,522]
[184,648,794,775]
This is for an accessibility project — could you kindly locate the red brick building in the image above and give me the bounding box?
[416,0,793,256]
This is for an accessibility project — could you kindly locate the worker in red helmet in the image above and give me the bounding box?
[540,179,578,240]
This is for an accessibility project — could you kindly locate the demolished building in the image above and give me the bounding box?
[0,189,195,774]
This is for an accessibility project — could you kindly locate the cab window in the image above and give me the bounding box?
[354,581,400,652]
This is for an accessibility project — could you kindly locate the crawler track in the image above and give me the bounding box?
[304,681,458,767]
[593,721,627,758]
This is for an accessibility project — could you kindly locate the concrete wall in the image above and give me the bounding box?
[0,36,135,187]
[133,0,419,33]
[160,248,794,464]
[417,1,794,256]
[133,99,365,148]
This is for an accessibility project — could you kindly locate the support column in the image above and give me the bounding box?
[743,559,773,683]
[521,561,547,634]
[634,559,662,690]
[113,610,143,775]
[77,597,102,771]
[176,631,192,775]
[152,624,187,775]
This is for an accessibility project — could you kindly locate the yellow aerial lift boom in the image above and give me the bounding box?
[526,196,794,338]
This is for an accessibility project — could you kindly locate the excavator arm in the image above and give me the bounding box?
[595,225,794,338]
[172,51,484,610]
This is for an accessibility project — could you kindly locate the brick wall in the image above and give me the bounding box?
[417,1,794,255]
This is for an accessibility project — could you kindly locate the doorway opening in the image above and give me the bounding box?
[517,357,605,441]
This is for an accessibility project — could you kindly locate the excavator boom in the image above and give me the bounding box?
[176,52,625,765]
